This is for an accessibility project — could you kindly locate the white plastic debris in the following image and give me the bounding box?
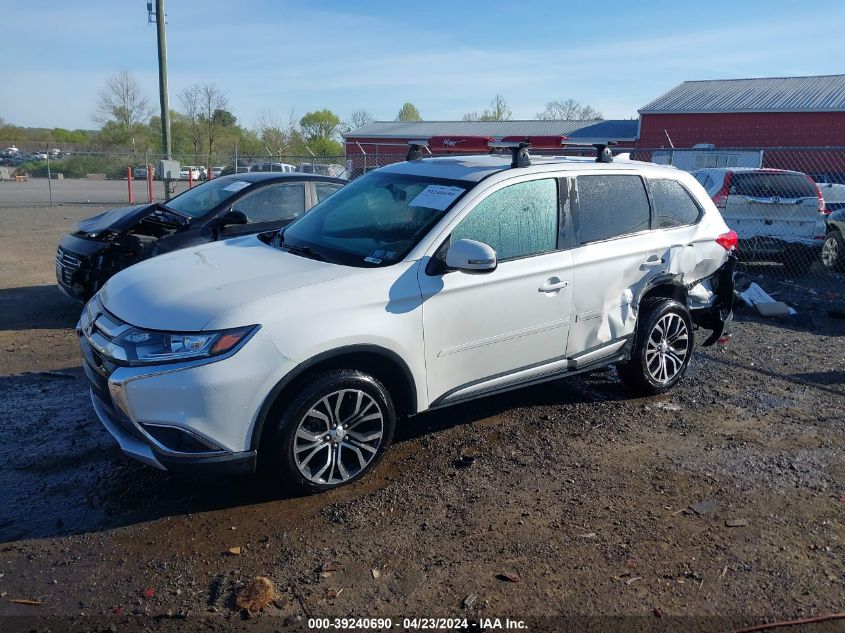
[737,282,796,316]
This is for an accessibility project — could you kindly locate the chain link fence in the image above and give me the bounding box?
[2,142,844,302]
[0,150,347,206]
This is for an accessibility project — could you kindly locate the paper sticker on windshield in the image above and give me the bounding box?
[364,250,384,264]
[409,185,465,210]
[222,181,250,192]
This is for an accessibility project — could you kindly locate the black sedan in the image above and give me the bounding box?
[56,172,346,302]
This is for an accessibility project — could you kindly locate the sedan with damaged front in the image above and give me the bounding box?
[56,172,345,301]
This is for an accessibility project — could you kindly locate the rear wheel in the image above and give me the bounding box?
[266,370,396,494]
[618,298,693,396]
[821,232,844,271]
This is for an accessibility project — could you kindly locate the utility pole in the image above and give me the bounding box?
[149,0,173,199]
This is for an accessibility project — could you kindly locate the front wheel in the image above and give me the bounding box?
[618,298,693,396]
[267,370,396,494]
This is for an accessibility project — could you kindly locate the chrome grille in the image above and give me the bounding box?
[83,302,131,363]
[55,247,81,285]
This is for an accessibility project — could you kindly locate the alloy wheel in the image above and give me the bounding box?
[821,235,839,269]
[645,313,689,384]
[293,389,384,485]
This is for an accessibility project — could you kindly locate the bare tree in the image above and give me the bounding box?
[178,84,204,156]
[462,95,512,121]
[94,72,152,130]
[94,72,152,152]
[255,109,293,157]
[344,109,375,133]
[198,83,229,161]
[536,99,603,121]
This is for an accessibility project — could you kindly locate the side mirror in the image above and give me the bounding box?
[445,239,497,273]
[220,209,248,226]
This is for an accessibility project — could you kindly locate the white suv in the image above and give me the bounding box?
[78,144,737,492]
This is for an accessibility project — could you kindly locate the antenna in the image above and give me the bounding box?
[488,141,531,168]
[405,140,429,161]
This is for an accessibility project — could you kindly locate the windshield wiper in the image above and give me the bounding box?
[278,233,328,262]
[155,203,190,223]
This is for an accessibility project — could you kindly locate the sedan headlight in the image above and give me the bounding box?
[111,325,256,365]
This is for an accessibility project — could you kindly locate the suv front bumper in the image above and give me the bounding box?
[78,310,295,473]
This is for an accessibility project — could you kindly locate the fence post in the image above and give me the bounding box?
[147,165,154,203]
[127,166,134,204]
[188,167,193,189]
[45,146,53,207]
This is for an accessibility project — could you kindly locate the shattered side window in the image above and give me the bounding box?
[650,179,702,229]
[451,179,558,261]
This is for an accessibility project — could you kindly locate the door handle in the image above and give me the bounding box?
[539,280,570,293]
[640,257,665,269]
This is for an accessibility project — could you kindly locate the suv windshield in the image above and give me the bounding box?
[280,172,468,267]
[731,172,817,199]
[164,177,251,218]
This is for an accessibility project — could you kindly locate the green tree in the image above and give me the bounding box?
[299,109,343,156]
[396,102,422,121]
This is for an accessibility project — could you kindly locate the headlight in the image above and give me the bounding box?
[111,325,256,366]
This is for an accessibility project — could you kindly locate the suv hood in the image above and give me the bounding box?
[75,203,185,235]
[99,235,356,331]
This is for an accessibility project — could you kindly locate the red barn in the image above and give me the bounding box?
[344,119,639,175]
[637,75,845,174]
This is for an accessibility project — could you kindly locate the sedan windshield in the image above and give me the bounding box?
[164,177,252,218]
[280,172,468,267]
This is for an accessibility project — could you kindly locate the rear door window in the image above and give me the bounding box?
[234,182,306,222]
[650,179,702,228]
[730,172,817,199]
[574,175,650,244]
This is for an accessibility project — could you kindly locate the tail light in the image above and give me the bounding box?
[716,230,738,251]
[805,175,828,213]
[712,172,732,208]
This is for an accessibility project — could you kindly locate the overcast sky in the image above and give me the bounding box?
[4,0,845,129]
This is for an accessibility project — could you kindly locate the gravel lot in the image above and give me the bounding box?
[0,204,844,631]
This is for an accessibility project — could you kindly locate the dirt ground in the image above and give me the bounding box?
[0,205,844,632]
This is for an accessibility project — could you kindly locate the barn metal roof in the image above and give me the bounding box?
[344,119,639,141]
[639,75,845,114]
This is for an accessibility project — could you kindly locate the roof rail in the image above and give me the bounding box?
[488,141,531,168]
[561,139,618,163]
[405,140,430,161]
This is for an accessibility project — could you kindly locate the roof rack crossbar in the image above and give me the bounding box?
[561,139,618,163]
[405,140,430,161]
[488,140,531,168]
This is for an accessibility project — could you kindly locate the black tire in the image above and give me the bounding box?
[266,369,396,494]
[618,297,694,396]
[821,231,845,271]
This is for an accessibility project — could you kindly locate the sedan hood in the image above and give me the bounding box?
[75,203,182,235]
[99,235,356,331]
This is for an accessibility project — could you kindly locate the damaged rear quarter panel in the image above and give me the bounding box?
[566,188,730,355]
